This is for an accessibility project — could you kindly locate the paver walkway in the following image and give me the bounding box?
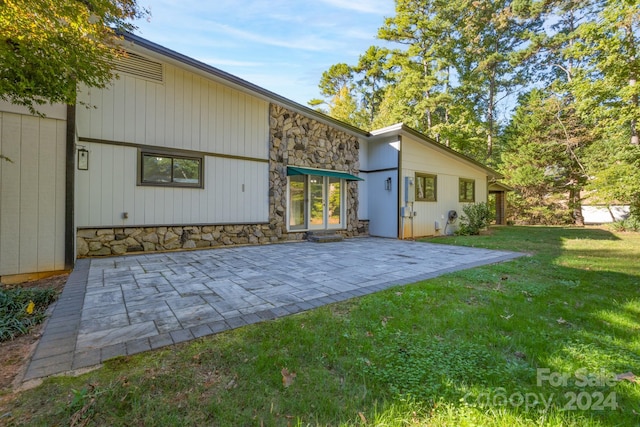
[24,238,522,381]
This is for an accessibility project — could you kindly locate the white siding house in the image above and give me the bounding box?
[0,33,503,281]
[67,34,367,261]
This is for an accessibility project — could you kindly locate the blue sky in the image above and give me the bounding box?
[134,0,396,106]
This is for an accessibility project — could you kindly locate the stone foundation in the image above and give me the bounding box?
[357,220,370,235]
[76,222,368,257]
[76,225,306,257]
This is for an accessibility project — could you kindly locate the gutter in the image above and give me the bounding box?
[64,104,76,270]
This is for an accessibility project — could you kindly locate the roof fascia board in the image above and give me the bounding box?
[120,33,369,139]
[369,123,502,179]
[489,182,514,191]
[369,123,403,136]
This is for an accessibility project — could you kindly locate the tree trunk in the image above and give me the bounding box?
[426,90,432,130]
[487,67,496,159]
[569,187,584,226]
[444,107,450,147]
[627,23,638,145]
[423,60,432,130]
[630,76,638,145]
[445,66,451,147]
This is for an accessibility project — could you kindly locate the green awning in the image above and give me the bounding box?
[286,166,364,181]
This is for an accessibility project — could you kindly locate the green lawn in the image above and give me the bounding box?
[2,226,639,426]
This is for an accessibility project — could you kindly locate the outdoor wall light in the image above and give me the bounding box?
[77,146,89,170]
[385,177,392,191]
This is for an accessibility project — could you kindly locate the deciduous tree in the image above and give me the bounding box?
[0,0,148,114]
[569,0,640,145]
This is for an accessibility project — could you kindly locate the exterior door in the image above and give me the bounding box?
[309,175,326,229]
[287,175,344,231]
[288,175,307,230]
[327,177,342,227]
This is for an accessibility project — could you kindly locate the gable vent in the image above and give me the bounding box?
[114,51,164,83]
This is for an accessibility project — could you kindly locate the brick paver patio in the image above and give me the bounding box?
[24,237,523,381]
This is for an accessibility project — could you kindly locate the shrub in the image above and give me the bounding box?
[609,214,640,232]
[0,287,57,342]
[456,202,493,235]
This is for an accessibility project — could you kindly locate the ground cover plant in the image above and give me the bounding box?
[0,288,57,342]
[1,226,639,426]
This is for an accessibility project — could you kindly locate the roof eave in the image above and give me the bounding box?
[489,181,513,192]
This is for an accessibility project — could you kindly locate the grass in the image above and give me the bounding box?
[2,226,639,426]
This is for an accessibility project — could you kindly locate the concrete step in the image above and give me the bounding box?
[306,231,344,243]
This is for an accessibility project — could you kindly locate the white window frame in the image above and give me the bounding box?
[286,175,346,232]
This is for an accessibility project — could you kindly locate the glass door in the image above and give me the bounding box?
[288,175,307,230]
[328,177,341,228]
[309,175,325,229]
[287,174,345,231]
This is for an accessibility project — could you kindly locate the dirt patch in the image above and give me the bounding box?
[0,274,67,391]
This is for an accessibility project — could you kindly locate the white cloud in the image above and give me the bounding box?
[200,58,265,67]
[133,0,396,104]
[207,22,341,52]
[266,12,308,24]
[342,27,380,41]
[316,0,394,15]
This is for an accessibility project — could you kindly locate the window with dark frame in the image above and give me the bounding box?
[139,151,203,188]
[459,178,475,202]
[415,172,437,201]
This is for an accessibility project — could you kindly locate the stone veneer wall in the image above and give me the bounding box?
[357,220,370,236]
[76,103,366,257]
[269,104,362,239]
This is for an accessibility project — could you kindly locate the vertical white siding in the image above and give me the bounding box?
[74,54,272,229]
[400,135,488,237]
[363,139,400,238]
[0,111,66,276]
[367,137,400,170]
[75,142,269,227]
[0,113,20,274]
[358,172,369,221]
[367,172,398,238]
[357,139,369,220]
[76,62,270,159]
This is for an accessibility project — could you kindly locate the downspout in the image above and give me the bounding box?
[64,104,76,270]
